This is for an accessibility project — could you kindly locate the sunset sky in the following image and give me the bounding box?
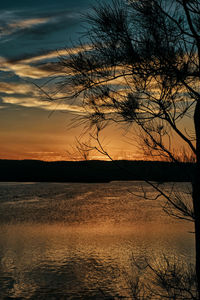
[0,0,143,161]
[0,0,194,161]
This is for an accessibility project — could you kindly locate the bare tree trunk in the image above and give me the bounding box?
[193,100,200,298]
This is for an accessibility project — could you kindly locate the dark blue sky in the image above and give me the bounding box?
[0,0,93,59]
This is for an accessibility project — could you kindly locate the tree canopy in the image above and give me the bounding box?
[56,0,200,162]
[52,0,200,295]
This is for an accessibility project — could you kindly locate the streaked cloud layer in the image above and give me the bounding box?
[2,95,85,113]
[0,57,55,79]
[0,17,49,38]
[0,1,93,113]
[0,1,92,160]
[0,0,94,113]
[0,0,139,161]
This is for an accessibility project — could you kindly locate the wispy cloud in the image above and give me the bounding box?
[0,44,92,80]
[10,17,48,29]
[2,95,84,113]
[0,17,49,38]
[0,6,84,42]
[0,82,38,95]
[0,79,85,113]
[0,57,55,79]
[13,44,92,64]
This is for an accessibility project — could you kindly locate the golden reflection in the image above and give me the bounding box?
[0,182,194,297]
[0,222,194,299]
[0,182,194,299]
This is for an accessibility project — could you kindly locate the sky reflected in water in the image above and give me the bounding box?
[0,181,194,299]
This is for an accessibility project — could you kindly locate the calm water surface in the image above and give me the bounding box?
[0,181,194,299]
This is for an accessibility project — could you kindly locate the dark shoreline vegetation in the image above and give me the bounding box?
[0,159,194,183]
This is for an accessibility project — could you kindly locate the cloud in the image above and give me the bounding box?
[1,95,84,113]
[0,44,92,79]
[0,79,85,113]
[0,6,85,43]
[10,17,48,29]
[0,82,38,95]
[0,16,50,38]
[0,57,56,79]
[14,44,92,64]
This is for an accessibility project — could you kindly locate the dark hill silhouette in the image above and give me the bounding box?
[0,159,194,183]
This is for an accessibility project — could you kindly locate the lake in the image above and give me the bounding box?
[0,181,194,299]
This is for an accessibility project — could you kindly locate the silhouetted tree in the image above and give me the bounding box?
[126,255,197,299]
[66,137,93,161]
[55,0,200,296]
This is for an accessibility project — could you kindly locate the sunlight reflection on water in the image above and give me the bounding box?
[0,181,194,299]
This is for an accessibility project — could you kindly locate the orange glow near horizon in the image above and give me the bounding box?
[0,45,195,163]
[0,101,195,162]
[0,53,195,163]
[0,140,144,162]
